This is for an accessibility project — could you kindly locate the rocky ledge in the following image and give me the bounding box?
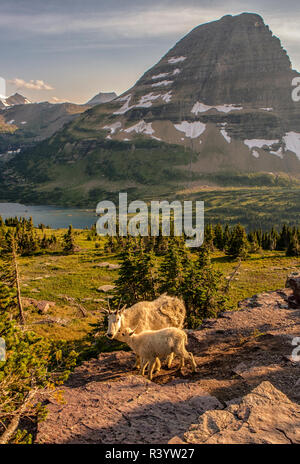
[37,286,300,444]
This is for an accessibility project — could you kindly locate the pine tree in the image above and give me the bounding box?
[223,224,231,249]
[159,239,188,295]
[179,250,231,328]
[63,225,76,253]
[0,232,25,324]
[226,224,249,259]
[115,240,140,305]
[203,224,215,251]
[277,224,290,250]
[286,233,300,257]
[214,223,224,250]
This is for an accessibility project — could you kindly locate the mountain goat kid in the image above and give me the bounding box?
[105,294,186,368]
[120,327,197,380]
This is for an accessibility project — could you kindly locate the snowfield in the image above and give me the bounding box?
[168,56,186,64]
[220,128,231,143]
[161,91,172,103]
[113,94,134,115]
[244,139,279,149]
[192,101,243,114]
[283,132,300,160]
[152,80,173,88]
[124,120,154,136]
[152,73,169,80]
[102,122,122,134]
[174,121,206,139]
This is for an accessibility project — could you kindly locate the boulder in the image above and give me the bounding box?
[184,381,300,444]
[97,285,115,293]
[286,272,300,307]
[22,298,55,313]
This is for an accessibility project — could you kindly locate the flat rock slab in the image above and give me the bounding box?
[190,288,300,347]
[184,381,300,444]
[97,285,116,293]
[37,357,221,444]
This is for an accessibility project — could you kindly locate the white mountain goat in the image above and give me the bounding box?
[120,327,197,380]
[105,294,186,368]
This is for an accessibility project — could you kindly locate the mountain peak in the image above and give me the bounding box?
[0,93,31,108]
[86,91,117,106]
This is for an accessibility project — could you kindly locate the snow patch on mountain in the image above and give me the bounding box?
[244,139,279,149]
[102,122,122,134]
[220,128,231,143]
[161,91,172,103]
[174,121,206,139]
[125,120,154,136]
[270,147,283,158]
[137,93,161,107]
[260,107,273,111]
[283,132,300,160]
[152,73,169,80]
[168,56,186,64]
[152,80,173,88]
[192,101,243,114]
[172,68,181,75]
[113,94,134,115]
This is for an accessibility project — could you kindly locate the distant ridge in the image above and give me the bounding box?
[86,91,117,105]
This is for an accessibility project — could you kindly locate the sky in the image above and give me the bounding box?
[1,0,300,104]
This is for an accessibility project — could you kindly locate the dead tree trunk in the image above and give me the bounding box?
[11,242,25,325]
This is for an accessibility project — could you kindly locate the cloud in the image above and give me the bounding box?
[9,78,54,91]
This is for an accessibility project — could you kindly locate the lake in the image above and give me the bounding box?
[0,203,97,229]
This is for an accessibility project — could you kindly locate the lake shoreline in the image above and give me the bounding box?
[0,202,97,229]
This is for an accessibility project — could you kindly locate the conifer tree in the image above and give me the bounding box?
[223,224,231,249]
[159,239,188,295]
[203,224,215,251]
[63,225,76,253]
[214,223,224,250]
[277,224,290,250]
[226,224,249,259]
[286,233,300,257]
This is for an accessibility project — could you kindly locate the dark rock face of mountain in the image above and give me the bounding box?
[87,92,117,105]
[62,13,300,174]
[137,13,295,110]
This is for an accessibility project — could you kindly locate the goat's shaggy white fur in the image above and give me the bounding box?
[106,294,186,368]
[107,294,186,341]
[120,327,197,380]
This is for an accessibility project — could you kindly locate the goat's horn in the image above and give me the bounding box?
[131,324,138,334]
[119,304,127,313]
[107,299,112,314]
